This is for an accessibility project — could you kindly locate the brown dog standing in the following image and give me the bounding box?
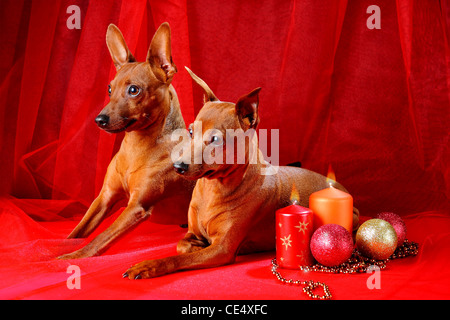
[58,23,195,259]
[123,68,359,279]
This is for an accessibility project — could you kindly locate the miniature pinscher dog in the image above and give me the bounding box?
[122,68,359,278]
[58,23,195,259]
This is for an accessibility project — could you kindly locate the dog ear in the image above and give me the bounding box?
[185,67,219,102]
[147,22,177,83]
[235,88,261,130]
[106,24,136,70]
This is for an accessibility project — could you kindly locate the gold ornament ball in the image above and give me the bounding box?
[356,219,398,260]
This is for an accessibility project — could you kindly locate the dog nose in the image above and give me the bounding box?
[173,161,189,174]
[95,114,109,127]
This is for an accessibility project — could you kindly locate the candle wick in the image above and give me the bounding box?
[291,199,298,205]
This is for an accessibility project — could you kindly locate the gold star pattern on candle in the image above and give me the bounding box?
[280,234,292,250]
[294,221,309,234]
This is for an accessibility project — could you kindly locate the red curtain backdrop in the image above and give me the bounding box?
[0,0,449,300]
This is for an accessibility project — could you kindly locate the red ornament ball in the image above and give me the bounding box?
[375,212,407,246]
[310,224,354,267]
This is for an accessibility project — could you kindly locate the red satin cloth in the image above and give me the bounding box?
[0,199,449,300]
[0,0,449,299]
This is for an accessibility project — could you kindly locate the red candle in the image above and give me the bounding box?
[276,202,314,269]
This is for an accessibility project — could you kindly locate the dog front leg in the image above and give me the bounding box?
[58,202,150,259]
[67,188,122,239]
[123,240,237,279]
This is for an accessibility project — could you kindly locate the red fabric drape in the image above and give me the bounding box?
[0,0,449,300]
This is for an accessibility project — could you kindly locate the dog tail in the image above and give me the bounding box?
[185,66,219,102]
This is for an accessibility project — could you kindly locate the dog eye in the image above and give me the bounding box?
[128,85,141,97]
[210,135,222,145]
[108,85,112,96]
[188,128,193,137]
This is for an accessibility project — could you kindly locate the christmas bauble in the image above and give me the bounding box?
[356,219,397,260]
[310,224,353,267]
[375,212,407,246]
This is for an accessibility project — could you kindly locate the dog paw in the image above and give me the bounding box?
[123,260,167,279]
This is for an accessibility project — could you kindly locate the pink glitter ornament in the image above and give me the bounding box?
[310,224,354,267]
[376,212,407,246]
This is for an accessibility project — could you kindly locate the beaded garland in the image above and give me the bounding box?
[271,239,419,300]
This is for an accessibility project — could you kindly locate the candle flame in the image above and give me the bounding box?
[290,184,300,205]
[326,164,336,187]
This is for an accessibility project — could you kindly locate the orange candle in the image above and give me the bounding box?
[309,185,353,233]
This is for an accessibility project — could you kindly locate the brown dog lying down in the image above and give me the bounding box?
[123,68,359,279]
[58,23,194,260]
